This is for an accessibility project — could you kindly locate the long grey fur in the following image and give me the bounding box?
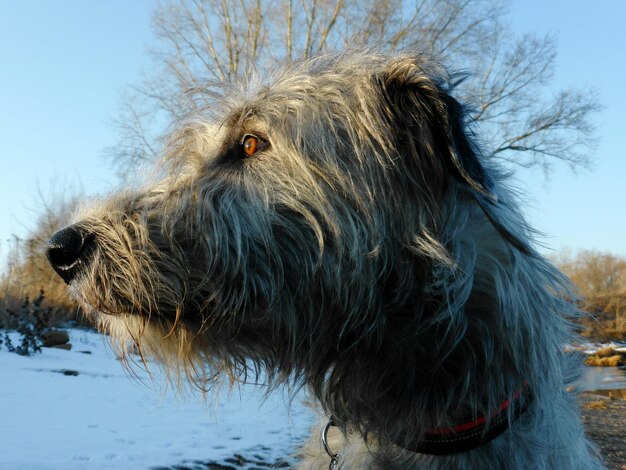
[51,51,604,469]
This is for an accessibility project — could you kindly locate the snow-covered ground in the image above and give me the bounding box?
[0,329,315,470]
[2,329,625,469]
[568,340,626,356]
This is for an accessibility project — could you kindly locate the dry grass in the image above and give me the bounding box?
[595,347,621,358]
[584,351,625,367]
[585,400,609,410]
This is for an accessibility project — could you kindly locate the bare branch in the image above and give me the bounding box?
[390,0,427,47]
[318,0,344,52]
[490,89,601,168]
[191,0,227,79]
[220,0,238,75]
[303,0,318,59]
[287,0,293,59]
[106,0,600,178]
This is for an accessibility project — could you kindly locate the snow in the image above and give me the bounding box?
[3,329,625,469]
[567,340,626,356]
[0,329,315,470]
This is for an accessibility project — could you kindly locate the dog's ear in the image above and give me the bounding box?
[440,92,496,200]
[377,57,494,198]
[377,56,530,254]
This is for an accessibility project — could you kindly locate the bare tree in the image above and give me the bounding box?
[555,250,626,336]
[106,0,600,175]
[557,250,626,299]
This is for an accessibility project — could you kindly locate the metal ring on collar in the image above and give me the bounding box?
[322,416,340,460]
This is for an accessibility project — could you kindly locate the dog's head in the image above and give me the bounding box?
[47,52,536,432]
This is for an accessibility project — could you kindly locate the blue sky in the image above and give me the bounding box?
[508,1,626,258]
[1,0,625,266]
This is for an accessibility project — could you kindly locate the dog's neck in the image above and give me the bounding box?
[321,201,534,450]
[392,381,532,455]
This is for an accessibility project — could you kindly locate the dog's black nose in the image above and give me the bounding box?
[47,225,95,284]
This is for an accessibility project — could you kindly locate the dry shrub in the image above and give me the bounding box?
[0,195,85,327]
[553,249,626,340]
[585,400,608,410]
[594,346,619,358]
[584,354,624,367]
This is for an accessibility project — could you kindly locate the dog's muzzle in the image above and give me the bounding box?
[47,225,95,284]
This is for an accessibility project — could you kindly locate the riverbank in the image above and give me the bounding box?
[580,394,626,470]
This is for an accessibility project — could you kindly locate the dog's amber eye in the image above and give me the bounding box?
[241,134,268,157]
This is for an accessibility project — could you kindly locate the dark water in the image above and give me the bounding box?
[576,366,626,397]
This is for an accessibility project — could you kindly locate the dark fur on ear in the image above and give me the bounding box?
[444,92,532,255]
[378,56,531,255]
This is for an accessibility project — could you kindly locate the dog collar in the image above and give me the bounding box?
[322,382,532,462]
[397,381,532,455]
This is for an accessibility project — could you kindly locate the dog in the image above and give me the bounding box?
[47,51,604,469]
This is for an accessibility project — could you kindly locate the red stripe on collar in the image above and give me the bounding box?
[398,381,532,455]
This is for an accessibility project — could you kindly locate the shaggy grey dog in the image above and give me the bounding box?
[47,51,604,469]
